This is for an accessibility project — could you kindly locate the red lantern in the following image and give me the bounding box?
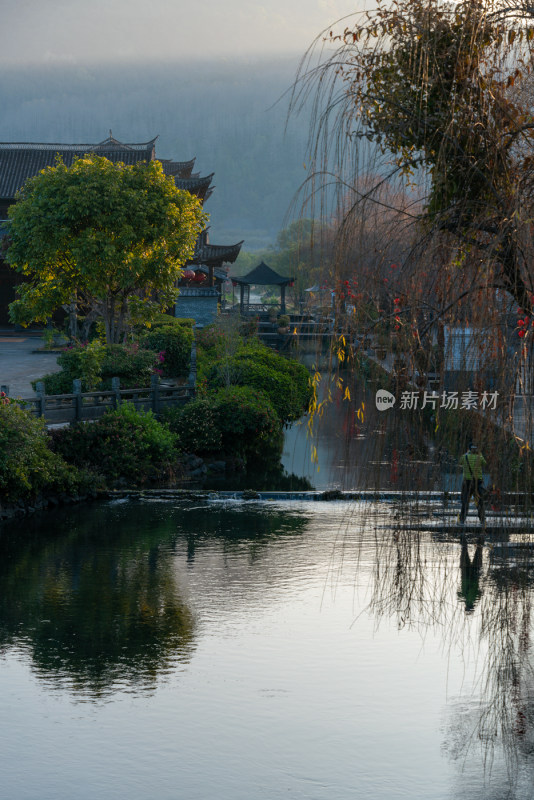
[192,272,206,283]
[182,269,195,281]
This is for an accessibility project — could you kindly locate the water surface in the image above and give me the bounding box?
[0,499,532,799]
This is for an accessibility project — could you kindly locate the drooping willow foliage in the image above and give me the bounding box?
[284,1,534,786]
[288,0,534,492]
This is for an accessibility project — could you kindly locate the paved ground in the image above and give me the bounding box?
[0,336,61,398]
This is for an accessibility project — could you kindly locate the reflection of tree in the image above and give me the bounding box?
[176,504,308,565]
[346,511,534,791]
[0,502,308,699]
[0,507,196,698]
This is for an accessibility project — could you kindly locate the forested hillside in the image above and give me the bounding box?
[0,58,310,249]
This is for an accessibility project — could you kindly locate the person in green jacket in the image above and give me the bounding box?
[458,444,487,525]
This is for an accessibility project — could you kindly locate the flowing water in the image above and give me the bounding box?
[1,498,533,799]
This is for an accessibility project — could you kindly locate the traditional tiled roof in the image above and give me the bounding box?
[196,264,229,282]
[231,261,293,286]
[194,241,244,266]
[186,229,243,269]
[0,136,157,199]
[160,158,196,179]
[174,174,214,202]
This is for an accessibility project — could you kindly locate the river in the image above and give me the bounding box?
[0,497,532,799]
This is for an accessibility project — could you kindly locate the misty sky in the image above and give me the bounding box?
[1,0,361,65]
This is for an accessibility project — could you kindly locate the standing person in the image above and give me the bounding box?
[458,444,487,525]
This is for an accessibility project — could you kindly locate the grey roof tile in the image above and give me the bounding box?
[230,261,293,286]
[0,136,158,199]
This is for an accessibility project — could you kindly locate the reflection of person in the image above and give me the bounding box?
[458,535,484,612]
[458,444,487,525]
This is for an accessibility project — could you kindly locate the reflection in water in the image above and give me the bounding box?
[0,506,196,697]
[345,506,534,795]
[0,503,307,699]
[284,382,438,491]
[1,499,534,797]
[459,534,484,613]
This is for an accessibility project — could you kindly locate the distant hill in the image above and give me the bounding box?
[0,58,311,249]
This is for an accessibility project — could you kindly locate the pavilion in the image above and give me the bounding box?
[230,261,294,315]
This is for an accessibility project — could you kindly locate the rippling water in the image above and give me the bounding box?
[0,499,533,799]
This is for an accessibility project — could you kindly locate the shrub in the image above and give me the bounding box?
[57,342,106,389]
[33,342,158,393]
[34,370,73,395]
[205,346,312,425]
[212,386,283,464]
[140,324,193,378]
[239,316,259,337]
[50,403,178,484]
[153,315,195,330]
[0,401,87,501]
[196,322,229,356]
[163,387,283,464]
[162,399,222,455]
[99,344,157,388]
[32,344,99,393]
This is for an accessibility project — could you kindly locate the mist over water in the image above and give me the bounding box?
[0,58,310,248]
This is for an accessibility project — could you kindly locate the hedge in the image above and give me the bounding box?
[50,403,178,484]
[162,386,283,465]
[205,349,311,425]
[33,343,158,393]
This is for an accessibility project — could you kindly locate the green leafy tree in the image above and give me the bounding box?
[6,155,207,343]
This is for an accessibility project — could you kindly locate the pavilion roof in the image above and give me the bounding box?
[230,261,293,286]
[0,136,159,198]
